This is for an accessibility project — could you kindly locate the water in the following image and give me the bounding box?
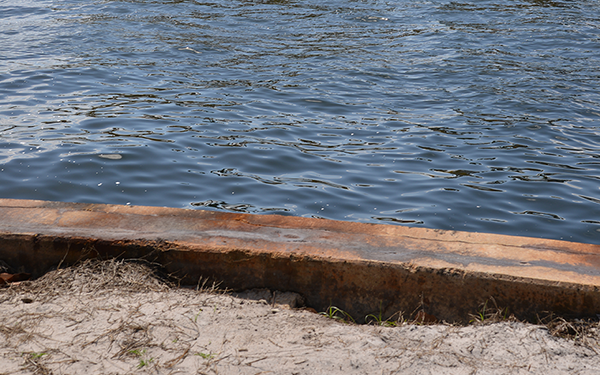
[1,0,600,244]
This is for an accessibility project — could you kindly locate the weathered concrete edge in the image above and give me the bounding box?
[1,198,600,323]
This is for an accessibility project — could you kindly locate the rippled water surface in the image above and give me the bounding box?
[2,0,600,243]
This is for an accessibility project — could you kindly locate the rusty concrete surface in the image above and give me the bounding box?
[1,198,600,323]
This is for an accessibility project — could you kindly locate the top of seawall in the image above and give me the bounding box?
[1,198,599,323]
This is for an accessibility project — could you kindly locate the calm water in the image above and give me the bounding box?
[1,0,600,244]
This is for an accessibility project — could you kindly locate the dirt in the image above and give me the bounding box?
[0,259,599,374]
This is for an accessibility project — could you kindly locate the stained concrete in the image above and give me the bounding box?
[1,198,600,323]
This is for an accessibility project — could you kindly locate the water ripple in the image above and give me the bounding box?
[1,0,600,243]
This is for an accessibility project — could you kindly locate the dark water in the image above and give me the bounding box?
[1,0,600,244]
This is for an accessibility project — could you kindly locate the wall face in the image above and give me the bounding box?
[1,198,600,323]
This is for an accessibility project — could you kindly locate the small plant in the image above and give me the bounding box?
[29,352,46,360]
[472,300,489,323]
[129,349,145,357]
[137,357,154,368]
[469,298,512,324]
[365,303,402,327]
[195,352,215,359]
[22,352,50,374]
[129,349,154,369]
[365,311,398,327]
[320,306,355,323]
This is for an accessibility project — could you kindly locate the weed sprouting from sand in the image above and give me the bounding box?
[469,298,513,325]
[22,351,51,375]
[195,352,215,359]
[29,352,46,360]
[138,357,154,369]
[129,349,154,369]
[365,303,404,327]
[129,349,145,357]
[365,311,403,327]
[320,306,355,324]
[471,300,489,323]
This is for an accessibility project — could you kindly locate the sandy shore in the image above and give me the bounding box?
[0,260,599,374]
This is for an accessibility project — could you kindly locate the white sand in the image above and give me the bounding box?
[0,260,598,374]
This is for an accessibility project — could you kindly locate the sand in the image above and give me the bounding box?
[0,259,599,374]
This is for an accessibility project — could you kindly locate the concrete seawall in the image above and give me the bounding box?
[1,198,599,323]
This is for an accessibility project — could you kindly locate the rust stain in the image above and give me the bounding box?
[0,272,31,284]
